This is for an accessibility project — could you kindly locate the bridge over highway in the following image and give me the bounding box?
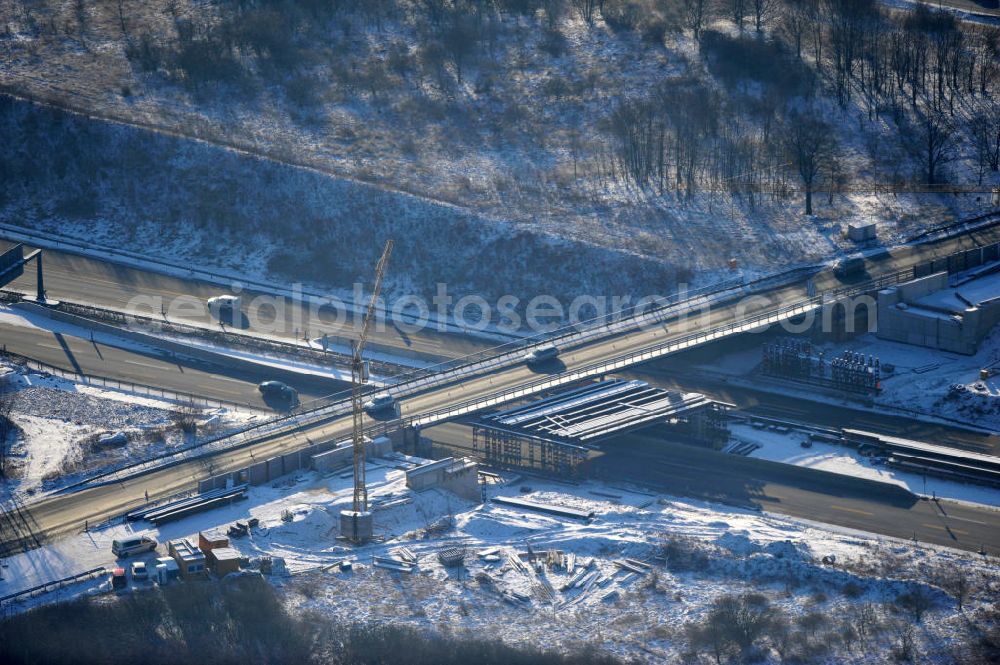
[3,215,1000,555]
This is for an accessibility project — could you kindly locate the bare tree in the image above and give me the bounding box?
[826,0,878,105]
[722,593,781,652]
[913,110,956,185]
[441,13,478,83]
[751,0,776,33]
[895,587,936,623]
[786,111,836,215]
[780,1,809,59]
[0,375,16,478]
[730,0,747,32]
[941,570,971,612]
[683,0,710,40]
[572,0,601,24]
[847,601,882,646]
[970,103,1000,185]
[117,0,129,42]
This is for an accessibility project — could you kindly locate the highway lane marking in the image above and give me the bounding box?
[922,523,970,536]
[208,375,255,384]
[829,504,874,517]
[945,515,989,526]
[121,358,170,369]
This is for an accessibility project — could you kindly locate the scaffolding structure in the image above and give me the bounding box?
[471,424,589,477]
[762,338,881,394]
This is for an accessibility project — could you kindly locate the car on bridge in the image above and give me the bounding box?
[363,392,397,414]
[525,344,559,366]
[833,255,865,279]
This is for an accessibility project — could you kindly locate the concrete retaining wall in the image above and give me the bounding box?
[875,271,1000,355]
[249,462,268,486]
[282,451,301,474]
[313,442,353,473]
[266,456,283,481]
[15,301,250,370]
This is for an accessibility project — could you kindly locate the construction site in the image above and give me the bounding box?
[3,217,1000,664]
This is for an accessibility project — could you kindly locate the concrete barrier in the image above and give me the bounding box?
[13,301,345,390]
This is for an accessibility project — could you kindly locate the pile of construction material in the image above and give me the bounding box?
[127,485,248,525]
[491,496,594,520]
[372,550,416,574]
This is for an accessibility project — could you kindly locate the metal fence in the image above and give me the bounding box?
[0,565,108,612]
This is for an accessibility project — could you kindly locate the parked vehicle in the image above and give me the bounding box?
[258,381,298,402]
[363,392,396,414]
[112,536,157,558]
[110,567,127,590]
[525,344,559,366]
[129,560,148,581]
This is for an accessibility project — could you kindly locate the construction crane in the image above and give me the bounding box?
[343,239,393,542]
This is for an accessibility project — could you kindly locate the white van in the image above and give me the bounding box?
[207,295,242,320]
[363,392,396,414]
[112,535,157,558]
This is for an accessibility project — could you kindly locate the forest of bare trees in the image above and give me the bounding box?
[602,0,999,211]
[4,0,998,236]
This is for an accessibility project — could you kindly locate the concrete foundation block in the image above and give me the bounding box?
[340,510,373,542]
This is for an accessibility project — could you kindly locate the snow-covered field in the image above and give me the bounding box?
[2,454,998,662]
[729,422,1000,508]
[0,360,254,499]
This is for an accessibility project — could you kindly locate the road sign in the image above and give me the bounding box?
[0,243,24,287]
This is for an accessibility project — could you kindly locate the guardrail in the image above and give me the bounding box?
[0,348,258,412]
[54,300,415,379]
[404,271,907,428]
[4,256,823,494]
[0,565,108,610]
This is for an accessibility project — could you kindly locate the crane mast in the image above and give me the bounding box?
[351,239,393,516]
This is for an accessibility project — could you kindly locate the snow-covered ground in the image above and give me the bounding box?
[0,360,256,499]
[1,455,997,662]
[729,422,1000,508]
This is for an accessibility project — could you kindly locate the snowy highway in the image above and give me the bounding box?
[4,220,1000,557]
[0,311,342,409]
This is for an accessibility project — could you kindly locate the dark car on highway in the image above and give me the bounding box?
[258,380,298,403]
